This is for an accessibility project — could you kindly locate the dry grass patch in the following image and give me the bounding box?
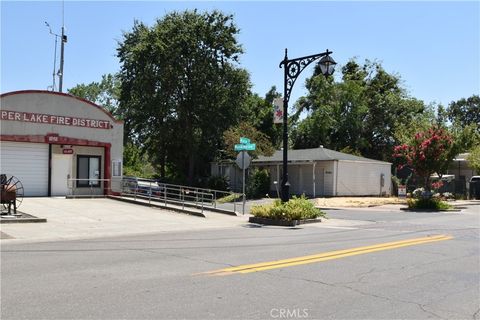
[315,197,407,208]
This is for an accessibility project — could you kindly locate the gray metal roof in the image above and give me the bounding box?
[254,147,391,164]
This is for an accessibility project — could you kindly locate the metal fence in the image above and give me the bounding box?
[67,178,110,196]
[120,178,241,215]
[66,177,242,215]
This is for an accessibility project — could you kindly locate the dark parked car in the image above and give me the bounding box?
[469,176,480,200]
[122,176,163,196]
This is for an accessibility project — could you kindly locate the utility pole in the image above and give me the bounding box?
[58,26,66,92]
[58,0,66,92]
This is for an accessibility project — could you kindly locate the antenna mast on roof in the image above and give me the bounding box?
[44,1,66,92]
[44,21,58,91]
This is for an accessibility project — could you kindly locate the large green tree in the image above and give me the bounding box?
[468,145,480,175]
[239,86,283,149]
[291,59,425,161]
[117,10,250,184]
[447,95,480,132]
[68,73,121,115]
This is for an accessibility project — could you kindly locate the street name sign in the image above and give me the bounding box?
[234,143,256,151]
[240,137,251,144]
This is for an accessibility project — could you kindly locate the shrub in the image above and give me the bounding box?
[207,175,229,191]
[246,169,270,199]
[407,198,453,210]
[251,195,326,221]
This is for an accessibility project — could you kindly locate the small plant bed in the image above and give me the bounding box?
[401,188,458,212]
[249,196,326,226]
[403,198,456,212]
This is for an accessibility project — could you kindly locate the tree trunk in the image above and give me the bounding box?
[187,152,195,186]
[422,175,433,199]
[160,146,166,179]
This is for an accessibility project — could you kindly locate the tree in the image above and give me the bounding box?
[394,104,479,162]
[447,95,480,132]
[222,122,275,159]
[292,59,425,161]
[240,87,283,149]
[468,145,480,175]
[123,142,156,178]
[117,10,250,184]
[393,126,454,191]
[68,74,121,115]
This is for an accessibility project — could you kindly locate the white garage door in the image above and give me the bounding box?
[0,141,49,196]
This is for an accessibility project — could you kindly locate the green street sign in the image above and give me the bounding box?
[240,137,251,144]
[235,143,256,151]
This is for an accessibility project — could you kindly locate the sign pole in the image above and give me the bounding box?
[242,150,246,215]
[235,137,254,215]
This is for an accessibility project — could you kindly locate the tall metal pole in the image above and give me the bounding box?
[58,26,65,92]
[58,1,66,92]
[242,150,246,215]
[281,49,290,202]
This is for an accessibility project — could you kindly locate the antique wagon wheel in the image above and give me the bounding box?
[1,175,24,212]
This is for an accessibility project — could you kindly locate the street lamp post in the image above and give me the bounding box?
[279,49,336,202]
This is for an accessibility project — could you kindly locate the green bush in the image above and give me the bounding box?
[251,195,326,221]
[407,198,453,210]
[246,169,270,199]
[207,175,230,191]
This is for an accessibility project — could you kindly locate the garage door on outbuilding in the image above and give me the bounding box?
[0,141,49,196]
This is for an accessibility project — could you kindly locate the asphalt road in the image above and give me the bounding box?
[2,204,479,319]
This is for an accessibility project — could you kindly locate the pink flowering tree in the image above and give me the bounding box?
[393,126,454,192]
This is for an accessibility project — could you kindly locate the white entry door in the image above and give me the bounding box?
[51,154,73,196]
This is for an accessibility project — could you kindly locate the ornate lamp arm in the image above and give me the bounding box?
[279,49,333,103]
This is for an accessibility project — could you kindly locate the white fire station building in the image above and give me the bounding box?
[0,90,124,196]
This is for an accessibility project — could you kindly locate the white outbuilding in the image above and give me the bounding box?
[211,147,392,197]
[0,90,124,196]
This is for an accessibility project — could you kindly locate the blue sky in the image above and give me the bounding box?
[1,1,479,108]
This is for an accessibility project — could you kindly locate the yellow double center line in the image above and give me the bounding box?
[201,234,453,276]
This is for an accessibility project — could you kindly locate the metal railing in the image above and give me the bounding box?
[121,178,242,215]
[66,177,242,215]
[67,178,110,196]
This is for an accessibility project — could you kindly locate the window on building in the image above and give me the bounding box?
[77,155,101,187]
[112,159,122,177]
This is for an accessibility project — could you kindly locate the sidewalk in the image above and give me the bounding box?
[0,197,250,243]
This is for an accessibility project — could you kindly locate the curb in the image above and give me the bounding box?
[249,216,322,227]
[0,213,47,224]
[399,208,461,212]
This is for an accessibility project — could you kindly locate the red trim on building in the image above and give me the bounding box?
[104,145,111,195]
[0,90,123,124]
